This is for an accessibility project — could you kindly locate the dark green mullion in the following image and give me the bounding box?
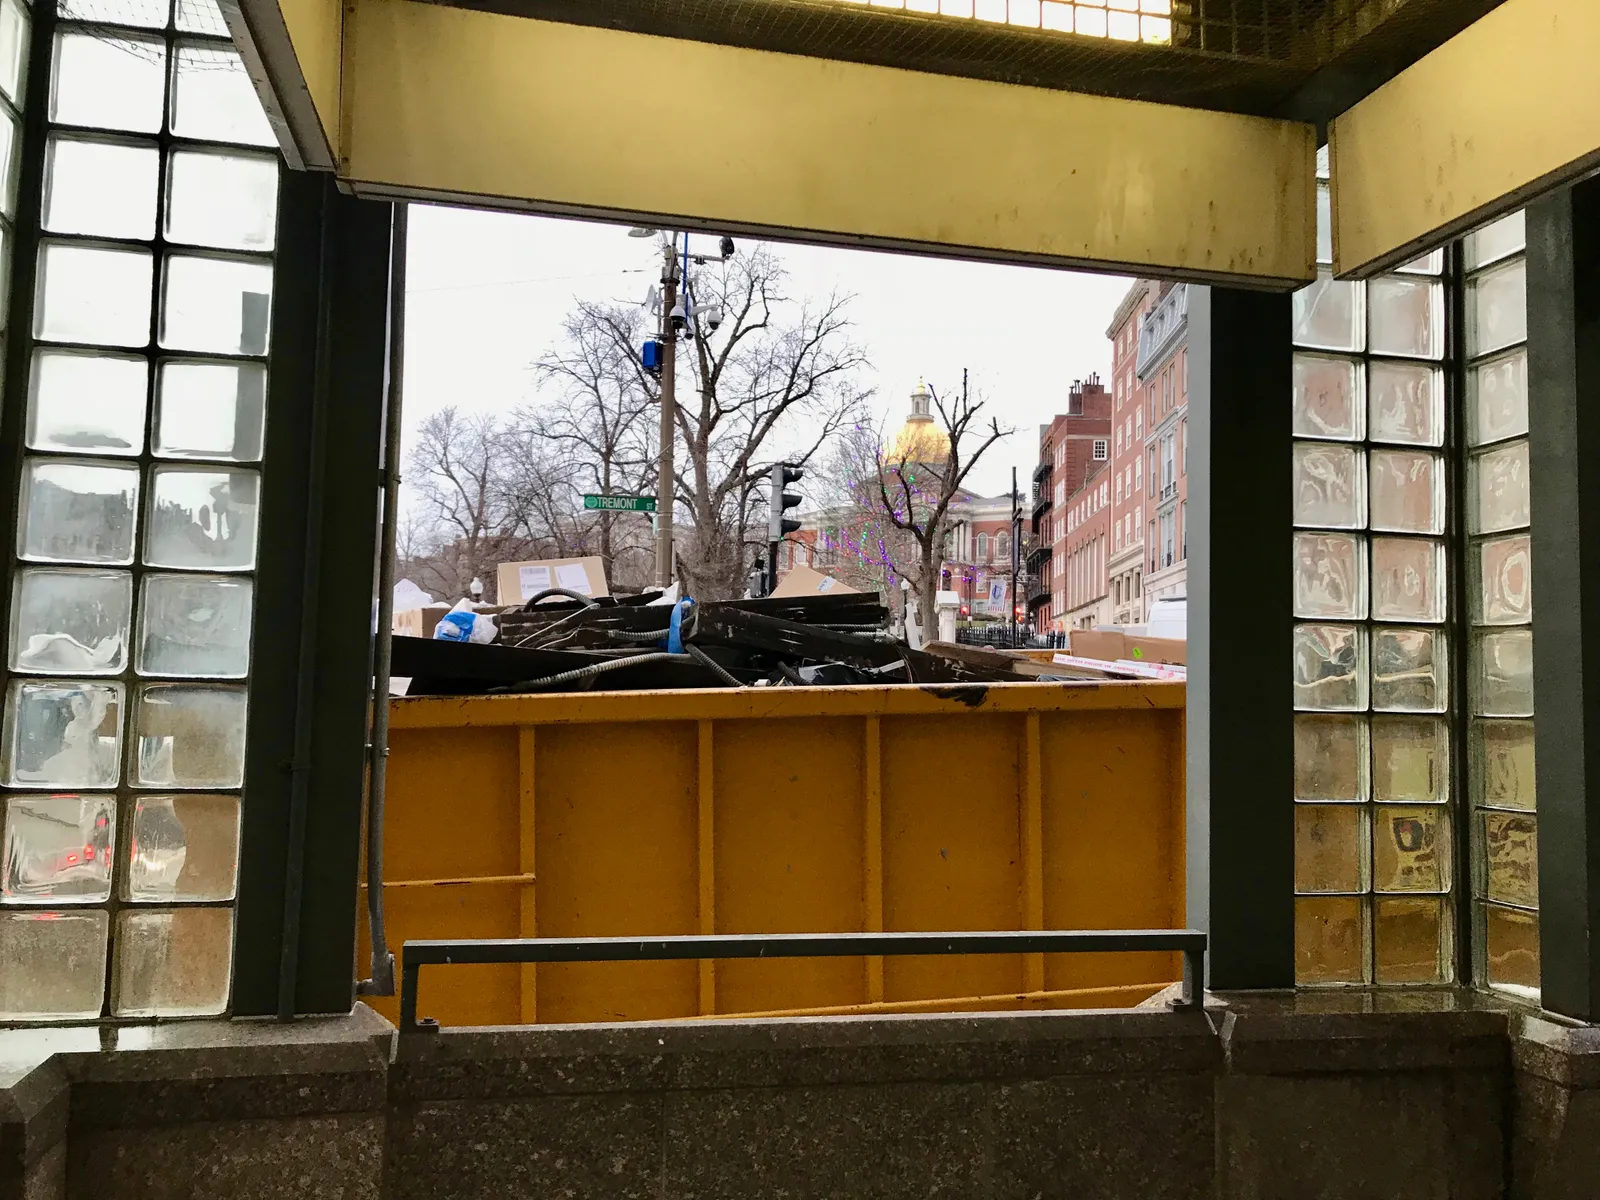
[233,173,390,1017]
[1187,285,1295,989]
[1442,241,1474,988]
[1525,176,1600,1020]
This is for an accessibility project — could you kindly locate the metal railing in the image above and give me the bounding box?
[398,929,1206,1033]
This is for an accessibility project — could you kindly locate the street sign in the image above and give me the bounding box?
[584,494,657,513]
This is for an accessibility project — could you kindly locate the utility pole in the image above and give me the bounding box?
[654,239,678,589]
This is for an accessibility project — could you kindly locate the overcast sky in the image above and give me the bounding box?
[402,203,1133,502]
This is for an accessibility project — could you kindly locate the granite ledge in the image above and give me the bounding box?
[1215,1006,1511,1075]
[1512,1014,1600,1089]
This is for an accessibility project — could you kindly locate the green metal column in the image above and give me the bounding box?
[232,175,392,1018]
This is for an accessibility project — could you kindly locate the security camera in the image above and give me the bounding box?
[720,236,736,259]
[705,305,724,332]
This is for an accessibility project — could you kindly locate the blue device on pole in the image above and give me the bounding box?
[641,339,664,372]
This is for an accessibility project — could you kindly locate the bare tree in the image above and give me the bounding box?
[670,245,873,599]
[871,370,1010,632]
[405,407,539,602]
[522,301,660,586]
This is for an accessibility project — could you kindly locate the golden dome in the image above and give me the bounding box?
[889,380,951,465]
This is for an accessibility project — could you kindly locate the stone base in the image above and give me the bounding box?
[0,995,1596,1199]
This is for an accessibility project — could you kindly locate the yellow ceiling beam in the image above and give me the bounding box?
[1330,0,1600,277]
[319,0,1313,286]
[232,0,344,169]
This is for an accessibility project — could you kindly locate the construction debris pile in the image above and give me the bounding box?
[389,590,1107,696]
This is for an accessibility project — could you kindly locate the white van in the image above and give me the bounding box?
[1146,597,1186,641]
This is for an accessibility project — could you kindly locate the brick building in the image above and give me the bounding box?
[1027,376,1112,628]
[1105,280,1155,624]
[1137,282,1190,613]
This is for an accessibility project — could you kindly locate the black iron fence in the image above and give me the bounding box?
[956,626,1065,650]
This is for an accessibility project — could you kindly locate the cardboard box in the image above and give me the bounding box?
[393,605,453,639]
[496,556,610,604]
[1127,635,1186,666]
[1068,630,1186,667]
[769,564,860,599]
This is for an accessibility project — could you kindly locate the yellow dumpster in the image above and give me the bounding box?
[360,680,1185,1027]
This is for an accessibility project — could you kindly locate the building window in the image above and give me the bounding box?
[1181,419,1188,474]
[1092,439,1108,461]
[976,533,989,561]
[1290,154,1457,990]
[1180,500,1186,561]
[996,532,1009,563]
[0,2,279,1020]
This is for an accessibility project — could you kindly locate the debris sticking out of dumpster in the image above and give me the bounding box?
[387,589,1102,696]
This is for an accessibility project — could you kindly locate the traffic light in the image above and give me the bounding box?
[768,463,804,543]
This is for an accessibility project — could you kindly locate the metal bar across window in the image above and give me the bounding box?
[398,929,1209,1032]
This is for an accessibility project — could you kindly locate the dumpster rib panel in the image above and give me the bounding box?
[364,682,1186,1026]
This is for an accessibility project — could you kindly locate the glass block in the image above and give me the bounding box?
[113,906,232,1017]
[1293,623,1367,712]
[160,254,273,356]
[144,467,259,570]
[1374,897,1450,984]
[1469,441,1530,535]
[153,360,266,461]
[1369,450,1443,534]
[1292,353,1362,441]
[18,458,139,565]
[1466,258,1527,358]
[1295,896,1367,985]
[132,684,247,788]
[0,0,27,106]
[11,567,131,674]
[50,31,166,133]
[1471,720,1536,812]
[0,105,20,218]
[1371,537,1445,623]
[1316,142,1330,180]
[1294,714,1367,803]
[1395,248,1445,276]
[1294,804,1365,894]
[166,150,279,252]
[0,909,107,1020]
[1292,269,1364,353]
[1480,903,1539,997]
[1373,806,1449,893]
[1293,532,1365,620]
[2,679,122,788]
[1373,627,1446,713]
[126,794,240,902]
[1473,629,1534,718]
[137,574,253,678]
[2,794,114,902]
[1315,183,1331,265]
[28,349,147,455]
[1292,442,1364,529]
[1467,348,1528,447]
[1475,535,1532,626]
[170,45,275,146]
[1367,276,1442,359]
[1372,716,1447,803]
[34,241,153,347]
[59,0,170,25]
[1479,811,1538,909]
[177,0,230,34]
[43,135,159,240]
[1465,210,1525,270]
[1368,361,1441,447]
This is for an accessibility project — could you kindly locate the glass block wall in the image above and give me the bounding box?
[1291,149,1456,986]
[1463,211,1539,999]
[0,0,276,1019]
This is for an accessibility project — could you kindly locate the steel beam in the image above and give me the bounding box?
[240,0,1317,286]
[1330,0,1600,278]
